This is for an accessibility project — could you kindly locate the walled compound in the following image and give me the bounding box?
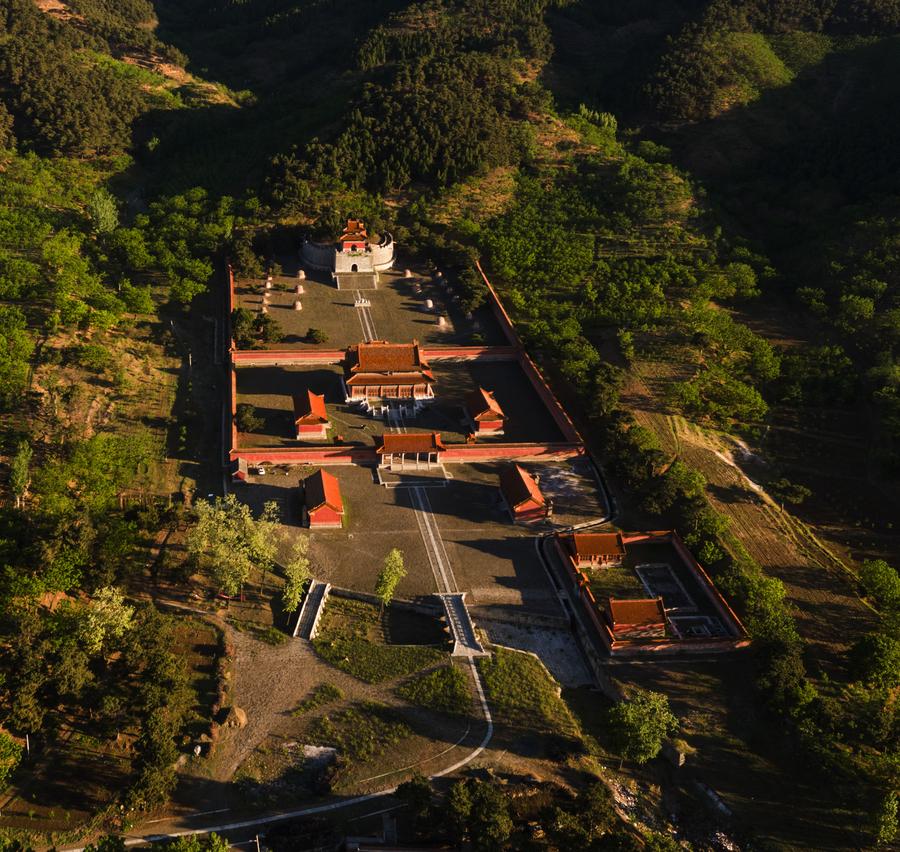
[225,224,747,660]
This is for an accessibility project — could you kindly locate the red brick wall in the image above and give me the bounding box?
[231,441,583,466]
[475,261,582,444]
[441,442,583,461]
[422,346,517,361]
[232,447,374,464]
[231,349,345,365]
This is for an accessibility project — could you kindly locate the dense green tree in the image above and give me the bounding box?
[860,559,900,612]
[874,790,898,848]
[850,633,900,689]
[281,536,311,614]
[83,837,125,852]
[88,189,119,235]
[608,689,679,765]
[76,586,134,655]
[231,308,255,347]
[395,773,435,837]
[187,495,280,597]
[0,730,22,790]
[9,439,32,507]
[375,548,407,613]
[0,306,34,405]
[235,403,263,433]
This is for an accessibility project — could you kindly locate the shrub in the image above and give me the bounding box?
[75,342,113,372]
[236,403,263,433]
[307,327,328,344]
[607,688,678,765]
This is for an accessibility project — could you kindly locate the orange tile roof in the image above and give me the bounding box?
[467,387,505,421]
[339,218,367,241]
[304,469,343,513]
[499,464,545,510]
[607,598,666,628]
[353,341,427,372]
[571,532,625,558]
[346,373,433,387]
[293,389,328,424]
[376,433,446,454]
[345,341,434,386]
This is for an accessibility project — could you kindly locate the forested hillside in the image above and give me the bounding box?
[0,0,256,826]
[0,0,898,847]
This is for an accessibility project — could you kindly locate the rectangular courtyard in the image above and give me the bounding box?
[234,360,567,448]
[233,258,507,349]
[232,458,608,619]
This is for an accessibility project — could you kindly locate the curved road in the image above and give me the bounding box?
[64,660,491,851]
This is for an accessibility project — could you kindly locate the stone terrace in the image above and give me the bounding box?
[233,259,507,349]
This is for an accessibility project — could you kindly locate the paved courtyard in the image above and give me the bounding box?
[233,458,608,617]
[234,257,507,349]
[234,360,567,448]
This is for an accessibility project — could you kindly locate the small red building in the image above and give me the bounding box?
[606,598,667,640]
[230,457,249,483]
[344,340,435,403]
[376,433,445,469]
[500,464,550,524]
[303,469,344,528]
[466,387,506,435]
[561,532,625,570]
[293,389,329,440]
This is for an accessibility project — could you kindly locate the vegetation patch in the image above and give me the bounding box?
[307,702,411,764]
[311,597,447,683]
[478,648,580,738]
[226,617,288,646]
[292,682,343,716]
[312,635,443,684]
[396,664,472,715]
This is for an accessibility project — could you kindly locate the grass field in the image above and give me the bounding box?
[292,682,344,715]
[312,597,448,683]
[396,663,472,715]
[308,702,412,764]
[478,647,585,765]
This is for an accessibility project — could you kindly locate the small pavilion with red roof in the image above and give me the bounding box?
[499,463,550,524]
[376,433,446,469]
[606,597,668,640]
[303,469,344,528]
[293,389,329,440]
[560,532,625,570]
[466,387,506,435]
